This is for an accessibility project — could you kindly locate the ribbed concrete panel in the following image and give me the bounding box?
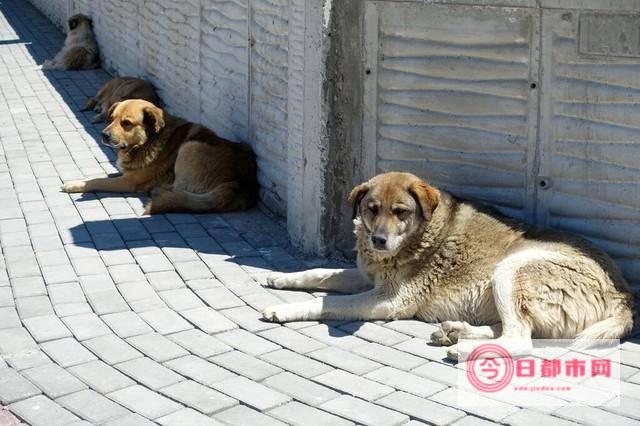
[539,10,640,290]
[365,3,539,221]
[200,0,250,143]
[250,0,289,214]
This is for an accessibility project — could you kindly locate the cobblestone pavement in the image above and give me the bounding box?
[1,1,640,425]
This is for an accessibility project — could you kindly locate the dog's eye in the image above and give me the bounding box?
[121,120,132,127]
[393,207,409,217]
[369,205,379,215]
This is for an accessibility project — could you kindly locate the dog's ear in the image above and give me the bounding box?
[106,102,120,122]
[348,182,369,219]
[67,17,78,30]
[143,104,165,134]
[409,180,440,220]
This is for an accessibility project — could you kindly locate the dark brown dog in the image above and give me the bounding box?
[42,14,99,70]
[82,77,160,123]
[61,99,258,215]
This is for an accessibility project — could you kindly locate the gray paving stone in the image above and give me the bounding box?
[83,333,143,364]
[0,367,41,404]
[70,256,109,277]
[411,361,459,386]
[135,254,174,273]
[102,311,153,338]
[214,405,286,426]
[139,308,193,334]
[365,366,446,398]
[127,332,189,362]
[195,287,244,310]
[378,391,466,425]
[210,350,282,381]
[22,363,87,398]
[40,337,97,367]
[313,369,394,401]
[164,355,235,386]
[0,327,39,357]
[159,380,237,415]
[158,407,224,426]
[384,320,440,339]
[263,372,340,406]
[554,404,638,426]
[11,276,46,298]
[0,306,21,329]
[309,346,382,375]
[41,264,77,285]
[174,260,213,281]
[108,385,183,420]
[168,329,232,358]
[68,360,136,394]
[158,288,204,311]
[108,264,146,284]
[116,357,184,390]
[268,401,355,426]
[180,306,238,334]
[216,328,280,356]
[259,348,333,379]
[431,388,519,422]
[503,409,577,426]
[57,389,130,424]
[48,282,86,305]
[453,416,499,426]
[9,395,80,426]
[117,280,157,303]
[103,413,156,426]
[352,342,427,371]
[220,306,278,333]
[146,271,185,291]
[0,287,14,307]
[212,375,291,411]
[320,394,408,426]
[15,295,54,318]
[61,313,111,341]
[299,324,367,350]
[85,289,130,315]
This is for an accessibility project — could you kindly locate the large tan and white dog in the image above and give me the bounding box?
[263,172,634,359]
[41,14,99,70]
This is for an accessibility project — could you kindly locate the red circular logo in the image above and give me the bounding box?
[466,343,514,392]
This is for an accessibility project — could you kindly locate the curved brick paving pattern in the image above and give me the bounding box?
[1,1,640,425]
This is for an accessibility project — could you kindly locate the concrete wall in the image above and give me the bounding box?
[30,0,298,218]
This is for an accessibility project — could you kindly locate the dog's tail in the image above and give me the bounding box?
[145,182,257,215]
[575,303,634,342]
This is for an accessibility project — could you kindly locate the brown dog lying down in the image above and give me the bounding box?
[42,14,99,70]
[263,172,634,360]
[61,99,258,215]
[82,77,160,123]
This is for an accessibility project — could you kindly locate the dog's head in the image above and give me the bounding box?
[67,14,92,33]
[349,172,440,256]
[102,99,165,150]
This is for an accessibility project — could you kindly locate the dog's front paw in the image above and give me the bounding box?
[431,321,466,346]
[266,272,296,289]
[60,180,86,193]
[262,304,300,322]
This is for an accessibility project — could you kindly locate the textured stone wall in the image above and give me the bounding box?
[30,0,295,217]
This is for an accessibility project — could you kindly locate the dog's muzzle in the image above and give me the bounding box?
[101,132,123,149]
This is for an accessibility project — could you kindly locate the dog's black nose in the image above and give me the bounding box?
[371,235,387,249]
